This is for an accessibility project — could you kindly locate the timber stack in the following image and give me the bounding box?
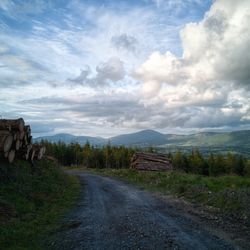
[131,152,173,171]
[0,118,45,163]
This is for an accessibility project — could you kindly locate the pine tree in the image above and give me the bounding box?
[225,153,236,174]
[173,150,183,170]
[234,155,245,175]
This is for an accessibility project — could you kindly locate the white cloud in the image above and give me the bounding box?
[96,57,125,83]
[0,53,48,87]
[70,57,125,86]
[137,0,250,88]
[0,43,8,54]
[135,0,250,130]
[0,2,182,87]
[152,0,206,8]
[0,0,47,19]
[181,0,250,85]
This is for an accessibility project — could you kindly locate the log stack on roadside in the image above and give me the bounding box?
[131,152,173,171]
[0,118,45,163]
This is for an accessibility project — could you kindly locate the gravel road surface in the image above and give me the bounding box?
[51,171,238,250]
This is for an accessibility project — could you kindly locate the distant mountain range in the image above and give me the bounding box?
[34,133,106,146]
[34,129,250,148]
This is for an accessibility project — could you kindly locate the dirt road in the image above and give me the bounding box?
[51,171,238,250]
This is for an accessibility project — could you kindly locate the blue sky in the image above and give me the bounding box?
[0,0,250,137]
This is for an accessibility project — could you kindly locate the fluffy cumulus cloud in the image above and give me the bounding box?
[181,0,250,86]
[137,0,250,87]
[135,0,250,130]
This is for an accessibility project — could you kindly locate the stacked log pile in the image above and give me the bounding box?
[131,152,173,171]
[0,118,45,163]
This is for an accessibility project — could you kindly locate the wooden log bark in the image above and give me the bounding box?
[0,131,14,153]
[132,156,170,165]
[131,152,172,171]
[32,146,46,161]
[0,119,43,163]
[0,118,25,132]
[34,146,46,160]
[22,134,28,146]
[25,125,31,137]
[132,152,170,162]
[8,150,15,163]
[37,152,43,160]
[27,136,32,144]
[25,147,31,160]
[42,146,46,155]
[4,151,8,158]
[19,130,25,140]
[17,144,32,160]
[15,139,21,151]
[30,148,36,162]
[13,131,24,141]
[0,130,10,144]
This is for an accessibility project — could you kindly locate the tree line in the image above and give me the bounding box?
[170,149,250,176]
[40,140,250,176]
[40,140,136,169]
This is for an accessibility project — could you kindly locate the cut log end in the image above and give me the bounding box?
[0,119,44,163]
[8,150,15,163]
[31,149,36,162]
[15,139,21,151]
[4,134,13,153]
[4,151,8,158]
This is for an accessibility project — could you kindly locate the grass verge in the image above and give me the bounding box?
[0,159,80,250]
[90,168,250,226]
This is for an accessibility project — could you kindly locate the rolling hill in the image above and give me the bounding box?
[34,133,106,146]
[109,129,167,146]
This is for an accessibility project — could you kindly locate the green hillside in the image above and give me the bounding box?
[164,130,250,147]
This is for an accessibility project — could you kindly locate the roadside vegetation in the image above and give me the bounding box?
[0,158,80,250]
